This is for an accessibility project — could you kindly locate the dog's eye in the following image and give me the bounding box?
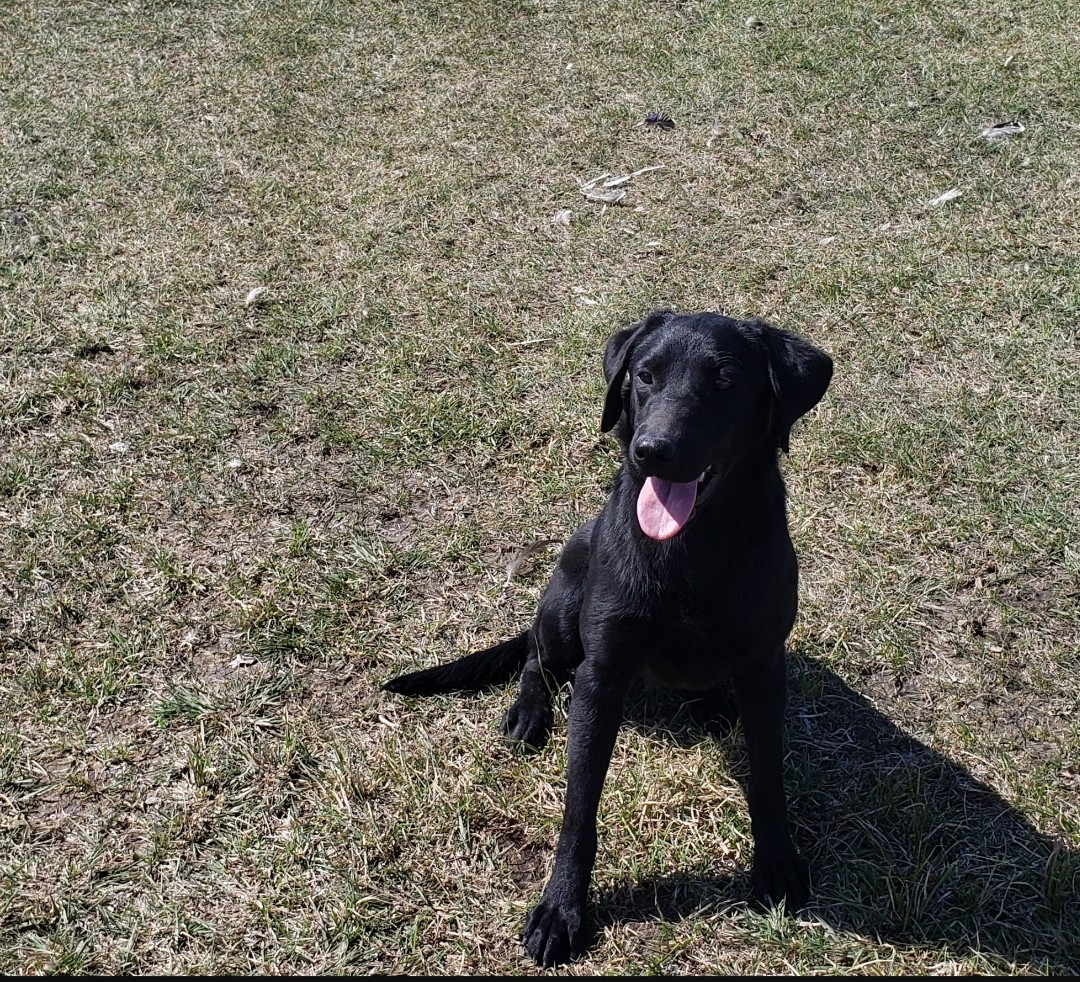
[714,376,733,391]
[637,370,654,385]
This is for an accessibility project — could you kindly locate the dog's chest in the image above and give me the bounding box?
[593,570,755,682]
[587,530,796,689]
[639,595,749,685]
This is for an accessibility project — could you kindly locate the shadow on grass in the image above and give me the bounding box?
[609,652,1080,973]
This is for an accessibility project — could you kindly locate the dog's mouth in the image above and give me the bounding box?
[636,466,715,541]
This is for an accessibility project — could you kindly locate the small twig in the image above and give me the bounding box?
[578,172,612,191]
[578,164,664,205]
[601,164,665,188]
[581,187,627,204]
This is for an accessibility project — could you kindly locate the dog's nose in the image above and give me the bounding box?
[632,434,676,466]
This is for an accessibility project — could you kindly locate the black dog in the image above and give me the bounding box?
[384,310,833,966]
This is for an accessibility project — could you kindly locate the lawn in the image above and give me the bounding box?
[2,0,1078,974]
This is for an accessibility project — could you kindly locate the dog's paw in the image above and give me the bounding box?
[751,844,810,912]
[502,698,553,753]
[522,895,587,967]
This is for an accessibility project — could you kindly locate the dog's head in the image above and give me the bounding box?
[600,310,833,540]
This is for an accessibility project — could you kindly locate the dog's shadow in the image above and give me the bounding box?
[605,652,1080,972]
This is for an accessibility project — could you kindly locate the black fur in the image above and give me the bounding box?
[381,634,529,696]
[384,310,833,966]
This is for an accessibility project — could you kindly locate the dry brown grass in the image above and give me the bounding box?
[2,0,1078,974]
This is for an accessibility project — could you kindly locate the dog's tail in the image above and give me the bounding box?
[382,632,530,696]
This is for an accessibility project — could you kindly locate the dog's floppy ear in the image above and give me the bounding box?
[755,321,833,452]
[600,310,671,433]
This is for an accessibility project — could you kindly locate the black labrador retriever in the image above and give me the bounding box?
[384,310,833,966]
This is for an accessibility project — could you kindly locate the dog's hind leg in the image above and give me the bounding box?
[502,604,582,752]
[502,524,590,752]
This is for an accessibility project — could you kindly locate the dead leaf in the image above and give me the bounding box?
[706,125,727,148]
[980,121,1025,141]
[505,539,561,583]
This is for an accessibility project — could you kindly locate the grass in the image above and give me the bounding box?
[2,0,1079,973]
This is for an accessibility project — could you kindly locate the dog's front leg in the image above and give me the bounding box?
[732,647,810,911]
[522,657,628,967]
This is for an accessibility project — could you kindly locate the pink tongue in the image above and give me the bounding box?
[637,476,698,540]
